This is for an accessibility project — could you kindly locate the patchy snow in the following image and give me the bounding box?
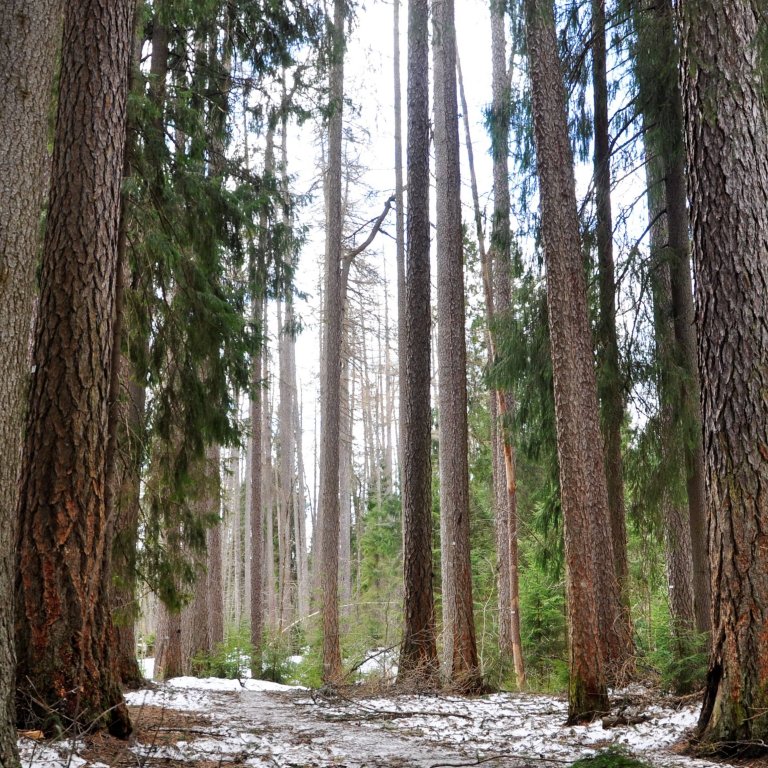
[21,677,734,767]
[18,738,88,768]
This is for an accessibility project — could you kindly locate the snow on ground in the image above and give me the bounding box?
[20,676,733,768]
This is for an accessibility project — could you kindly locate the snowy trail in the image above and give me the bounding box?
[20,678,731,768]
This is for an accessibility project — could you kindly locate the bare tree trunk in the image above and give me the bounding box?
[458,27,526,686]
[208,446,224,648]
[679,0,768,748]
[591,0,629,604]
[15,0,134,737]
[295,395,310,622]
[277,299,293,632]
[398,0,438,685]
[524,0,612,721]
[432,0,480,692]
[339,336,353,611]
[319,0,345,685]
[0,1,63,760]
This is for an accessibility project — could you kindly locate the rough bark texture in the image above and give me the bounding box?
[524,0,610,721]
[591,0,629,599]
[319,0,345,684]
[15,0,134,738]
[433,0,480,691]
[0,2,63,761]
[207,447,224,648]
[398,0,438,685]
[678,0,768,749]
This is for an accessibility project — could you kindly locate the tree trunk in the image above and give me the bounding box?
[154,603,183,680]
[646,155,697,675]
[208,446,224,648]
[524,0,611,721]
[319,0,345,685]
[678,0,768,749]
[591,0,630,603]
[15,0,134,738]
[277,300,293,632]
[433,0,480,692]
[249,297,264,673]
[0,2,63,761]
[398,0,438,685]
[393,0,406,487]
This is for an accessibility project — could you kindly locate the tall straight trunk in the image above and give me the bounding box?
[228,445,242,627]
[0,6,63,759]
[263,328,277,633]
[249,298,264,672]
[319,0,345,685]
[524,0,611,721]
[634,0,709,637]
[678,0,768,749]
[294,396,310,621]
[208,446,224,648]
[591,0,629,601]
[277,299,293,631]
[339,338,354,610]
[433,0,480,691]
[398,0,438,684]
[15,0,134,738]
[112,368,146,689]
[460,15,526,685]
[646,156,697,679]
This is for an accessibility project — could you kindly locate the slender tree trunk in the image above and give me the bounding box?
[433,0,480,692]
[208,446,224,648]
[524,0,611,721]
[15,0,134,738]
[592,0,629,602]
[646,155,697,671]
[277,300,293,632]
[249,296,264,672]
[319,0,345,685]
[678,0,768,749]
[0,4,63,760]
[339,336,354,611]
[294,395,310,621]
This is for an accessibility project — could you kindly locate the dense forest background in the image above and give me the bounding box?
[1,0,767,765]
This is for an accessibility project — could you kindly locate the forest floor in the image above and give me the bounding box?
[17,673,761,768]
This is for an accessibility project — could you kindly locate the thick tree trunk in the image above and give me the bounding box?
[319,0,345,685]
[678,0,768,749]
[524,0,612,721]
[0,3,63,761]
[398,0,438,685]
[15,0,134,738]
[433,0,480,692]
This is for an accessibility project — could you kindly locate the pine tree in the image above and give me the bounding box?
[0,1,64,762]
[398,0,439,685]
[15,0,135,737]
[679,0,768,749]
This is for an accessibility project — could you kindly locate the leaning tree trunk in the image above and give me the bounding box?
[15,0,134,738]
[678,0,768,750]
[398,0,439,686]
[433,0,480,692]
[525,0,614,721]
[0,2,63,762]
